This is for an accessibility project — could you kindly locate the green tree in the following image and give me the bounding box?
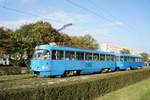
[11,21,64,68]
[82,34,99,50]
[59,33,72,46]
[140,52,149,62]
[70,34,99,50]
[120,48,131,54]
[14,21,58,45]
[0,27,13,56]
[2,21,100,68]
[31,21,60,44]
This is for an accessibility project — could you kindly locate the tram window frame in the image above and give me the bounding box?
[116,56,120,61]
[120,56,124,62]
[141,58,144,62]
[106,54,111,61]
[128,57,132,62]
[140,58,142,62]
[93,53,99,61]
[100,54,105,61]
[135,58,138,62]
[110,55,115,61]
[137,58,140,62]
[139,58,143,62]
[133,57,136,62]
[76,52,84,60]
[65,51,76,60]
[124,56,128,62]
[52,50,64,60]
[129,57,134,62]
[139,58,141,62]
[130,57,133,62]
[33,49,51,59]
[141,58,143,62]
[85,53,93,60]
[138,58,141,62]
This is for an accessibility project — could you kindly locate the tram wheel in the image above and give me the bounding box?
[108,69,112,72]
[126,67,131,71]
[115,67,120,71]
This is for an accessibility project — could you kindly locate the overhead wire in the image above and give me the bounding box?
[65,0,113,23]
[87,0,118,21]
[0,0,140,33]
[0,4,68,24]
[66,0,137,33]
[87,0,139,33]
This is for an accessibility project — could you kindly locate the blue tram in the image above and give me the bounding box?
[31,45,144,77]
[115,53,144,70]
[31,45,116,77]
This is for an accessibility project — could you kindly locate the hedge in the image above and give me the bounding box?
[1,68,150,100]
[0,66,21,75]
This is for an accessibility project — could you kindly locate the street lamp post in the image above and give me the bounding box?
[56,23,72,32]
[51,23,72,34]
[50,23,72,46]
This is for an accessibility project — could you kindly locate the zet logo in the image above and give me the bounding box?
[85,63,92,67]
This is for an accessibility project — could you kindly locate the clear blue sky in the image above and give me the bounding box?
[0,0,150,53]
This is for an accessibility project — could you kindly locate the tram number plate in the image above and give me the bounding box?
[85,63,92,67]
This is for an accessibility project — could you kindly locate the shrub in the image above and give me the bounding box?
[0,66,21,75]
[0,68,150,100]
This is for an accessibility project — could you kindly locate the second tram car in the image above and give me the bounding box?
[115,53,144,70]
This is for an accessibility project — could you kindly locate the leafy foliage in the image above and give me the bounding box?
[10,21,63,68]
[140,52,150,62]
[2,20,150,69]
[120,48,131,54]
[0,66,21,75]
[0,21,99,68]
[0,27,13,56]
[70,34,99,50]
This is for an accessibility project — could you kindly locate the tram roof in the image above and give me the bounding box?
[115,53,142,58]
[35,44,115,55]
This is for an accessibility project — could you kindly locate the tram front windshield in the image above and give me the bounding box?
[32,49,50,59]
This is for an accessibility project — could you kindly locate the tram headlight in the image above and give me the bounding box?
[42,66,44,69]
[42,66,49,70]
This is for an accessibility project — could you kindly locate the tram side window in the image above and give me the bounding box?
[33,49,50,59]
[106,55,111,61]
[93,53,99,60]
[44,50,51,59]
[85,53,93,60]
[138,58,141,62]
[141,58,143,62]
[110,55,115,61]
[141,58,144,62]
[133,57,136,62]
[100,54,105,61]
[135,58,138,62]
[124,56,128,62]
[116,56,120,61]
[76,52,84,60]
[128,57,131,62]
[52,50,64,60]
[130,57,133,62]
[138,58,140,62]
[139,58,142,62]
[139,58,141,62]
[66,51,75,60]
[120,56,124,61]
[129,57,134,62]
